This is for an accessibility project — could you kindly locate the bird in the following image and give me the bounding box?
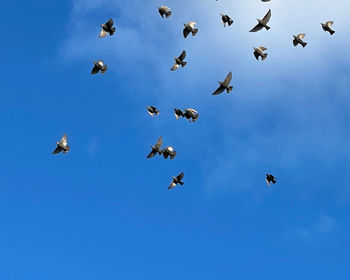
[162,146,177,159]
[146,106,159,117]
[168,172,184,189]
[171,50,187,71]
[183,22,198,38]
[158,6,172,18]
[212,71,233,95]
[261,0,271,2]
[250,9,271,32]
[253,46,268,60]
[174,108,184,120]
[221,14,234,27]
[321,21,335,35]
[99,19,116,38]
[146,136,163,158]
[52,134,70,154]
[183,108,199,122]
[266,174,277,186]
[91,60,107,74]
[293,34,307,47]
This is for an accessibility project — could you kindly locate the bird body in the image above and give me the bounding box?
[183,22,198,38]
[212,71,233,95]
[250,9,271,32]
[99,19,116,38]
[321,21,335,35]
[293,34,307,47]
[52,134,70,154]
[254,46,268,60]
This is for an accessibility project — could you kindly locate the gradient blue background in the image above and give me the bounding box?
[1,0,350,279]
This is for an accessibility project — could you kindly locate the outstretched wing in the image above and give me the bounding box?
[106,19,114,29]
[262,9,271,23]
[155,136,162,149]
[146,150,157,158]
[259,46,267,51]
[171,63,179,71]
[212,85,225,95]
[298,33,305,39]
[183,28,190,38]
[178,50,186,61]
[177,172,184,180]
[168,181,176,189]
[91,65,99,74]
[99,28,107,38]
[52,145,63,154]
[326,21,334,27]
[224,71,232,85]
[250,23,263,32]
[60,134,68,147]
[254,51,260,60]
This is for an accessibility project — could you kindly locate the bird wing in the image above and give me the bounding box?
[106,19,114,29]
[326,21,334,27]
[100,64,107,74]
[171,63,179,71]
[158,9,165,18]
[293,38,298,46]
[60,134,68,147]
[266,178,271,186]
[52,145,63,154]
[155,136,162,149]
[224,71,232,85]
[188,22,196,28]
[262,9,271,23]
[254,51,260,60]
[259,46,267,51]
[250,23,263,32]
[212,85,225,95]
[98,60,104,67]
[99,28,107,38]
[91,65,99,74]
[146,150,157,158]
[168,182,176,189]
[178,50,186,61]
[298,33,305,39]
[183,28,190,38]
[177,172,184,180]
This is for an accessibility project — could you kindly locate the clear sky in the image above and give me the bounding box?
[1,0,350,279]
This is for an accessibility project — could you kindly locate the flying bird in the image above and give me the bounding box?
[146,136,163,158]
[293,33,307,47]
[158,6,171,18]
[171,50,187,71]
[221,14,234,27]
[183,22,198,38]
[52,134,70,154]
[91,60,107,74]
[99,19,116,38]
[250,9,271,32]
[266,174,277,186]
[174,108,184,120]
[212,71,233,95]
[183,108,199,122]
[253,46,268,60]
[146,106,159,117]
[162,146,177,159]
[321,21,335,35]
[168,172,184,189]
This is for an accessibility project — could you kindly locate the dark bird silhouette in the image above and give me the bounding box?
[91,60,107,74]
[221,14,234,27]
[293,33,307,47]
[261,0,271,2]
[99,19,116,38]
[146,106,159,117]
[146,136,163,158]
[183,22,198,38]
[52,134,70,154]
[158,6,171,18]
[162,146,177,159]
[212,71,233,95]
[253,46,268,60]
[266,174,277,186]
[250,9,271,32]
[174,108,199,122]
[171,50,187,71]
[168,172,184,189]
[174,109,184,120]
[321,21,335,35]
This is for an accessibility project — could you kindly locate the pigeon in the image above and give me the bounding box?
[253,46,268,60]
[168,172,184,189]
[91,60,107,74]
[183,22,198,38]
[52,134,70,154]
[99,19,116,38]
[250,9,271,32]
[321,21,335,35]
[293,33,307,47]
[171,50,187,71]
[221,14,234,27]
[174,108,185,120]
[146,136,163,158]
[162,146,177,159]
[183,108,199,122]
[212,71,233,95]
[146,106,159,117]
[158,6,172,18]
[266,174,277,186]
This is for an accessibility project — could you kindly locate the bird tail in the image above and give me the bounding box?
[301,42,307,48]
[110,27,116,35]
[272,179,277,184]
[262,53,268,60]
[181,62,187,67]
[227,86,233,93]
[179,181,184,186]
[166,11,172,18]
[330,30,335,35]
[265,25,270,30]
[228,19,234,26]
[192,29,198,36]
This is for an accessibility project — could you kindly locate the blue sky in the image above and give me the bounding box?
[1,0,350,279]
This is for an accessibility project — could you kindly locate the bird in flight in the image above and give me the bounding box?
[146,106,159,117]
[91,60,107,74]
[293,33,307,48]
[212,71,233,95]
[158,6,172,18]
[221,14,234,27]
[99,19,116,38]
[253,46,268,60]
[266,174,277,186]
[183,22,198,38]
[52,134,70,154]
[250,9,271,32]
[171,50,187,71]
[321,21,335,35]
[168,172,185,189]
[146,136,163,158]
